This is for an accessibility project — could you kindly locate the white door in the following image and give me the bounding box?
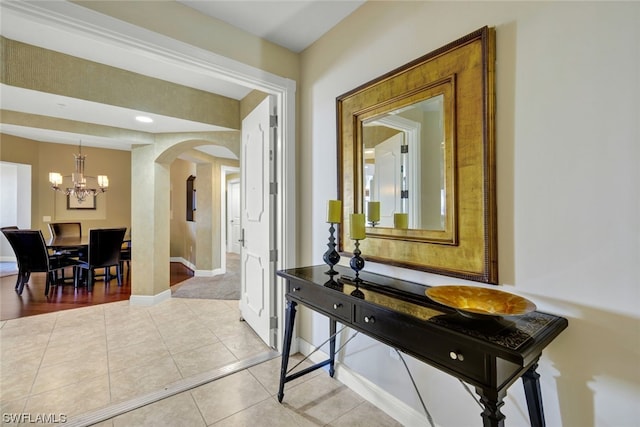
[240,96,276,347]
[227,179,241,254]
[373,133,403,227]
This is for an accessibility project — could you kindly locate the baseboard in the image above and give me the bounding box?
[129,289,172,306]
[298,338,429,426]
[170,257,195,271]
[169,257,223,277]
[194,268,224,277]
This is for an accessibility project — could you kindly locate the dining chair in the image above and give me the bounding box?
[119,239,131,276]
[1,226,20,291]
[47,222,84,284]
[48,222,83,256]
[75,228,127,291]
[48,222,82,238]
[2,229,79,295]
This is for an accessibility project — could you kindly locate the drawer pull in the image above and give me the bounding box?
[449,351,465,361]
[333,303,342,310]
[364,316,375,324]
[291,287,301,292]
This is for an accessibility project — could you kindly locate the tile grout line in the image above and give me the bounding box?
[22,311,60,412]
[63,350,280,427]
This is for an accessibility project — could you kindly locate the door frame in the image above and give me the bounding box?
[5,1,297,352]
[226,177,241,255]
[221,166,241,265]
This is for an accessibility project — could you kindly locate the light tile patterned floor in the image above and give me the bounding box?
[0,298,401,426]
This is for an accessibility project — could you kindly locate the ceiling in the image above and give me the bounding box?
[178,1,364,54]
[0,0,364,158]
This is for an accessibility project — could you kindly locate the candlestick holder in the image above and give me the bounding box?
[368,220,378,228]
[349,239,365,284]
[323,223,341,275]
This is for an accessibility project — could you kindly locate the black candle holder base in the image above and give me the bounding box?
[349,239,365,284]
[323,223,340,275]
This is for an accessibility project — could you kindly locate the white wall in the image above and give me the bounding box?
[0,161,31,260]
[299,2,639,426]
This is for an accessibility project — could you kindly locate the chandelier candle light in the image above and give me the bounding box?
[49,142,108,204]
[323,200,342,275]
[349,213,366,283]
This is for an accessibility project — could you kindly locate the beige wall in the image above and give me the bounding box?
[74,1,299,83]
[240,90,269,120]
[169,155,239,270]
[1,36,240,131]
[0,133,131,236]
[300,1,639,426]
[169,159,196,264]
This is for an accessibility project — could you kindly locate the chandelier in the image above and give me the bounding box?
[49,143,109,204]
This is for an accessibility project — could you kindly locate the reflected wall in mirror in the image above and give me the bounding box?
[337,27,497,283]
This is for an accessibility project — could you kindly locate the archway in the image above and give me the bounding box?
[129,134,241,304]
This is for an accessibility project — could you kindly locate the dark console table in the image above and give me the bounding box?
[277,265,568,427]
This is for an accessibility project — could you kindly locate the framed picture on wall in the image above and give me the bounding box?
[186,175,196,221]
[67,195,96,210]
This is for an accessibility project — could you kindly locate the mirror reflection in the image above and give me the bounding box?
[362,95,445,231]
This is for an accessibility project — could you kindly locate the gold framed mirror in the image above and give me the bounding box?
[337,26,497,283]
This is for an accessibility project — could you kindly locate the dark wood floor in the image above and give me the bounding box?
[0,263,194,321]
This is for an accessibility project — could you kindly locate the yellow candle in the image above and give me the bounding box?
[394,213,409,229]
[367,201,380,223]
[326,200,342,223]
[350,213,366,240]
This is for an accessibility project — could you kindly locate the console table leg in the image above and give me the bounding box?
[329,319,336,377]
[277,299,297,403]
[522,363,545,427]
[476,388,506,427]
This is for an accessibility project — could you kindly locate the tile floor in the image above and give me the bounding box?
[0,298,401,426]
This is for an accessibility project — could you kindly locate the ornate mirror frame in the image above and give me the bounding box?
[337,26,497,283]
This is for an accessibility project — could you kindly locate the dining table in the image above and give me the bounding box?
[46,235,89,251]
[45,234,131,251]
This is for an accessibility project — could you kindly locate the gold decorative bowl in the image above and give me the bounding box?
[425,285,536,317]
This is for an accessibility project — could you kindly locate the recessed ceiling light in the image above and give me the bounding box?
[135,116,153,123]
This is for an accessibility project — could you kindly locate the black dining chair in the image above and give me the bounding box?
[2,229,79,295]
[75,228,127,291]
[48,222,83,257]
[47,222,84,283]
[48,222,82,238]
[119,239,131,276]
[1,226,20,291]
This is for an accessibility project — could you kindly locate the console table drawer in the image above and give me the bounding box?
[354,304,487,384]
[288,282,353,322]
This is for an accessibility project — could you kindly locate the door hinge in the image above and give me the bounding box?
[270,114,278,128]
[270,182,278,195]
[269,316,278,329]
[401,190,409,199]
[270,249,278,262]
[401,145,409,153]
